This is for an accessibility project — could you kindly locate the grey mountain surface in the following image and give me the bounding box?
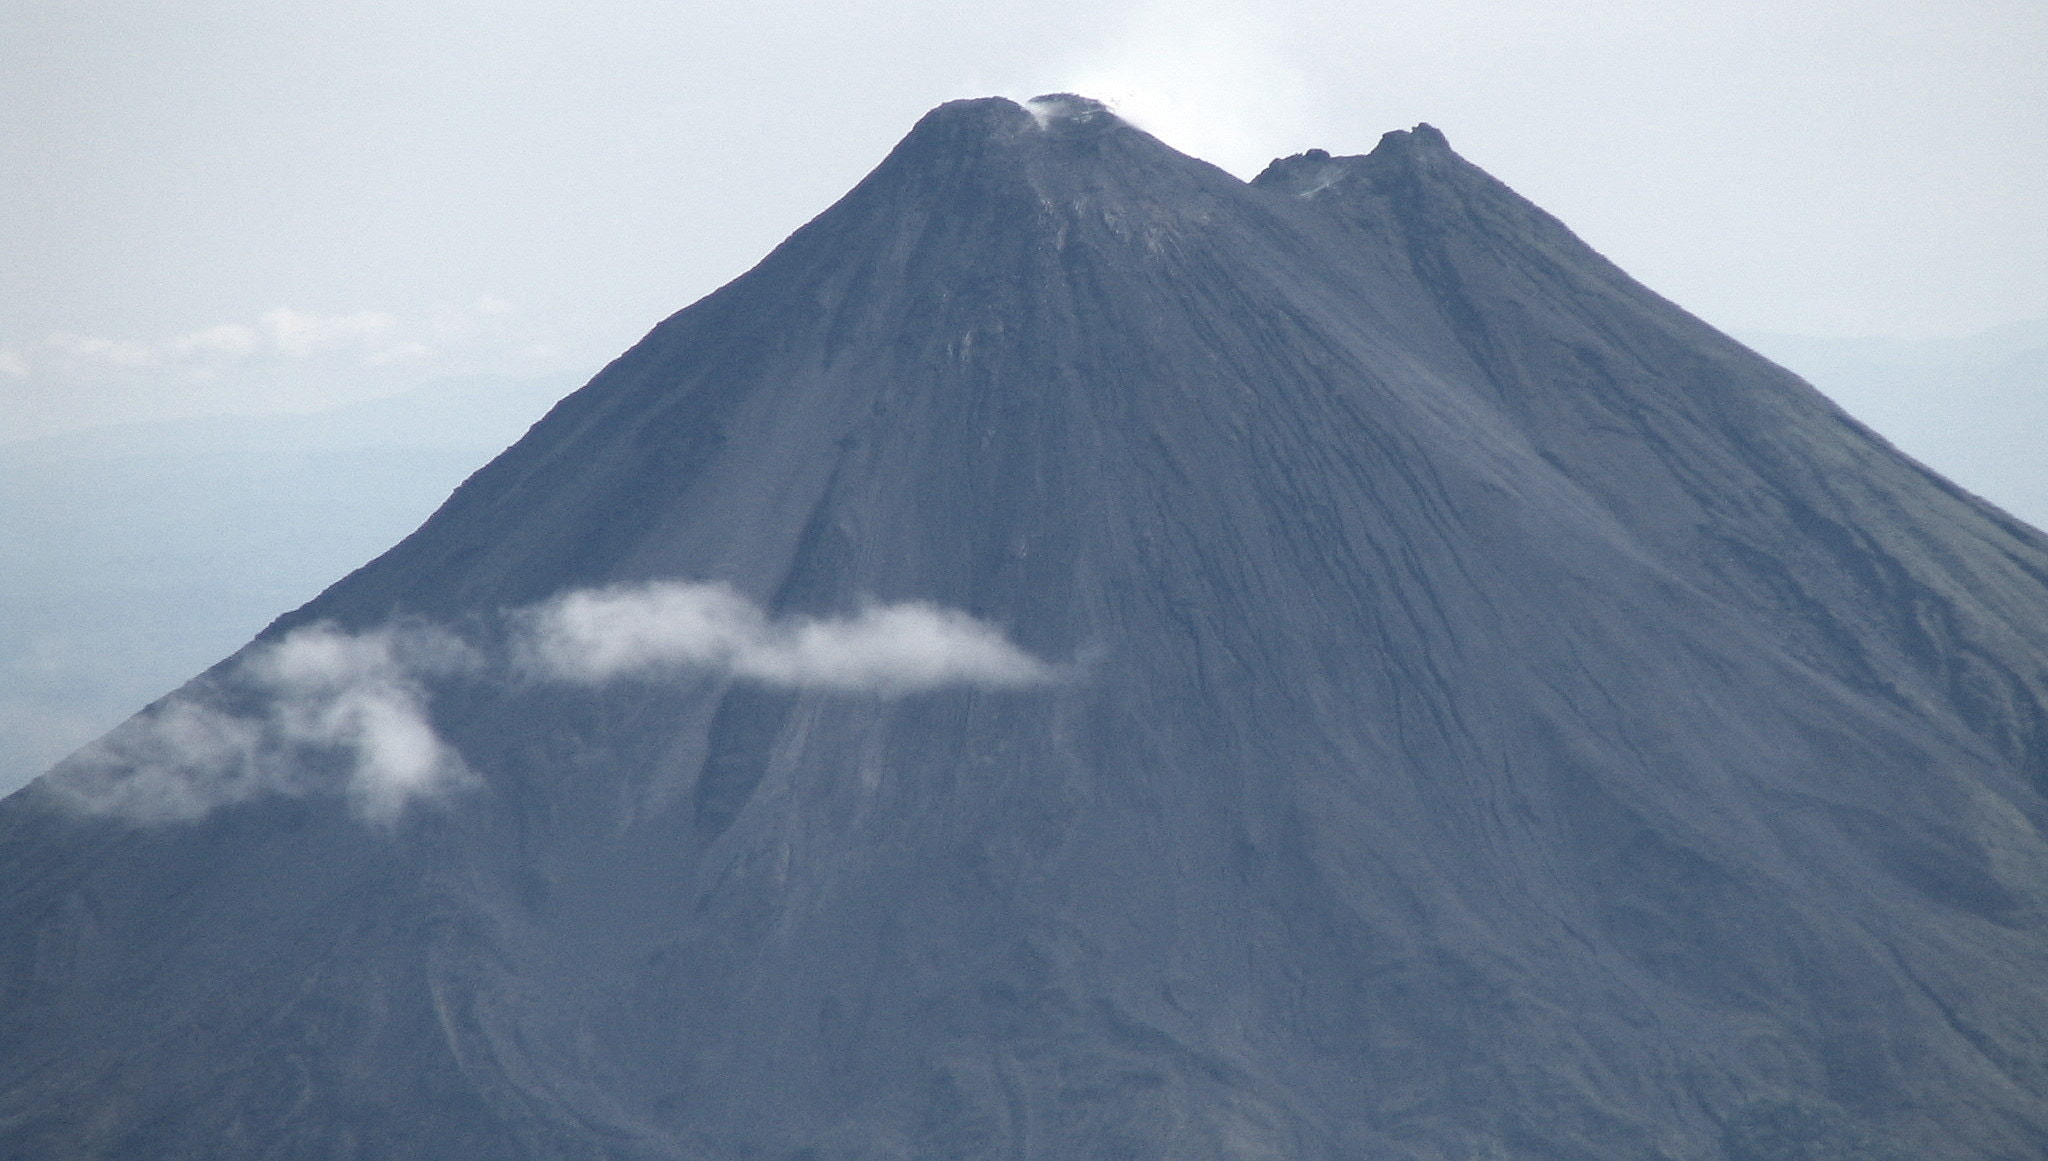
[1740,321,2048,533]
[4,95,2048,1160]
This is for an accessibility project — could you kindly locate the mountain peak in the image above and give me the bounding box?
[1251,122,1461,196]
[843,92,1168,201]
[1023,92,1119,130]
[1375,121,1452,152]
[885,93,1132,158]
[882,96,1038,158]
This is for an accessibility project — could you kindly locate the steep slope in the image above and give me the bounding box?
[3,95,2047,1161]
[1255,129,2048,790]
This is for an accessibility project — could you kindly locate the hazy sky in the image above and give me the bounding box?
[4,0,2045,436]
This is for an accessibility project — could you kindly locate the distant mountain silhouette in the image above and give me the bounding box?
[4,95,2046,1160]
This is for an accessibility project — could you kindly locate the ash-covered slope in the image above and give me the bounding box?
[5,95,2048,1161]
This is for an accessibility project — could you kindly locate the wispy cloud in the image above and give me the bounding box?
[247,623,478,821]
[44,332,166,369]
[46,700,269,824]
[44,623,477,826]
[519,581,1059,695]
[258,308,402,359]
[33,306,435,375]
[4,297,611,440]
[169,323,262,359]
[42,583,1063,826]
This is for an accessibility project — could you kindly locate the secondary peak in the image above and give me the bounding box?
[1373,122,1453,153]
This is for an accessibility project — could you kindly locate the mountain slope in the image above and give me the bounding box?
[1741,322,2048,531]
[4,95,2047,1161]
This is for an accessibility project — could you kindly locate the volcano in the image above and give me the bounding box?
[5,95,2048,1160]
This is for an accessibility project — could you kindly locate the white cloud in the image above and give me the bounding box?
[40,584,1060,826]
[519,581,1060,695]
[520,581,760,681]
[43,623,476,826]
[259,307,401,358]
[250,624,476,822]
[42,700,269,824]
[46,331,164,369]
[740,602,1059,693]
[4,298,590,438]
[18,301,520,382]
[169,323,261,358]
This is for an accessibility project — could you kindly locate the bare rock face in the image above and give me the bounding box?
[4,96,2048,1160]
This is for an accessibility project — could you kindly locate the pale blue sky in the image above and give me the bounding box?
[4,0,2044,437]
